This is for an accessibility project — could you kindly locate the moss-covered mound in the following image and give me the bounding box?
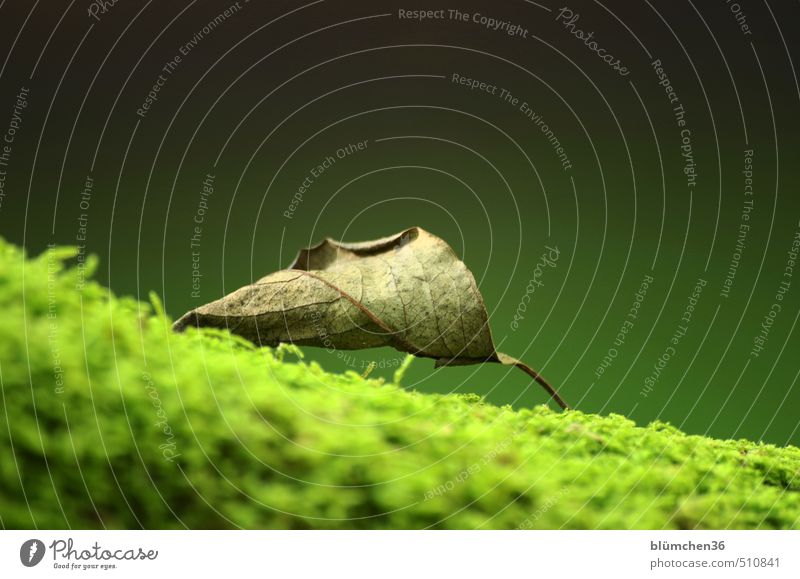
[1,238,798,529]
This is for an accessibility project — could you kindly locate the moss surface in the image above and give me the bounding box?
[1,238,798,529]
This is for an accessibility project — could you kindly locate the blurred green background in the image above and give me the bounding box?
[0,0,798,445]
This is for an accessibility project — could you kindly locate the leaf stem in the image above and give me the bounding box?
[512,361,571,410]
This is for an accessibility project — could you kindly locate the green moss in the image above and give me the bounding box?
[1,238,798,529]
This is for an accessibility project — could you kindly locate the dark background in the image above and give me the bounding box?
[1,0,798,445]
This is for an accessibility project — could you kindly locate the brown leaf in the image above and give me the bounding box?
[173,227,569,409]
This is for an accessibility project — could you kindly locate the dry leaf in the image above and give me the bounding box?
[173,227,569,409]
